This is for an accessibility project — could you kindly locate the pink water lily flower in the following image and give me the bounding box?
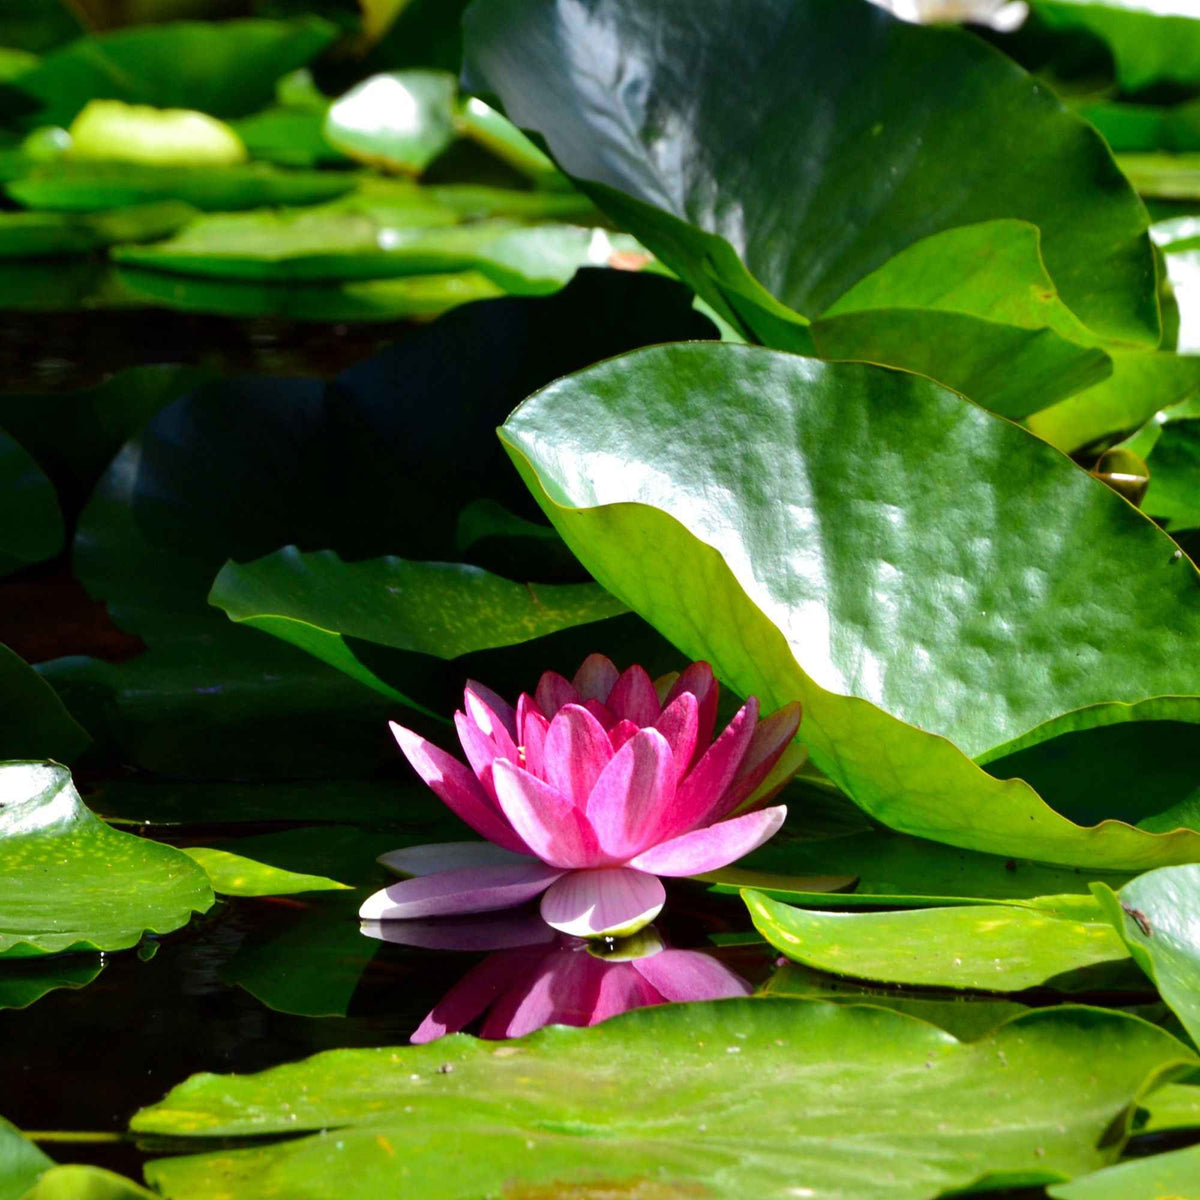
[359,654,804,939]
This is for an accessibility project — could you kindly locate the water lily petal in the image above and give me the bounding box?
[572,653,619,703]
[492,758,604,868]
[606,664,660,726]
[589,960,664,1023]
[412,948,542,1043]
[665,661,719,761]
[586,727,674,860]
[521,704,549,778]
[669,697,759,837]
[626,804,786,877]
[583,697,616,730]
[358,860,565,920]
[608,718,639,753]
[464,685,520,761]
[535,669,580,718]
[630,949,753,1002]
[390,721,528,854]
[540,867,666,938]
[361,910,556,951]
[377,841,536,877]
[455,710,506,801]
[710,701,803,821]
[655,691,699,785]
[544,703,614,808]
[481,947,602,1039]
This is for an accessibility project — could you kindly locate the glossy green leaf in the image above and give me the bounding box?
[0,0,81,54]
[6,161,355,213]
[135,1000,1196,1200]
[501,343,1200,867]
[0,1117,51,1200]
[67,100,246,167]
[0,202,194,259]
[708,825,1133,907]
[19,1164,154,1200]
[0,430,62,578]
[1094,865,1200,1046]
[1031,0,1200,91]
[455,96,563,186]
[0,762,213,958]
[1117,154,1200,200]
[761,962,1030,1041]
[183,847,350,897]
[463,0,1158,348]
[0,645,89,765]
[1142,1080,1200,1131]
[0,956,102,1012]
[231,106,345,169]
[210,547,628,702]
[12,18,339,127]
[1048,1143,1200,1200]
[747,890,1128,992]
[1143,414,1200,529]
[324,71,456,175]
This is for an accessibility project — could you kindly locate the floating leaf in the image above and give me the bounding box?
[464,0,1158,349]
[210,548,628,703]
[1048,1142,1200,1200]
[0,1120,153,1200]
[1143,412,1200,530]
[1142,1080,1200,1131]
[501,343,1200,867]
[0,202,194,260]
[183,847,350,898]
[67,100,246,167]
[12,18,339,127]
[324,71,456,175]
[0,1116,51,1200]
[0,645,89,765]
[231,106,345,169]
[0,956,102,1012]
[0,762,213,958]
[1093,865,1200,1046]
[134,1000,1196,1200]
[1117,154,1200,200]
[0,430,62,578]
[746,890,1128,992]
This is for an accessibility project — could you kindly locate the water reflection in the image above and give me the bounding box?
[361,913,752,1043]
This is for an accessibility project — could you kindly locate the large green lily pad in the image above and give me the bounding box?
[1048,1142,1200,1200]
[0,1119,152,1200]
[1093,865,1200,1046]
[746,890,1129,992]
[0,762,213,958]
[135,1000,1195,1200]
[463,0,1157,349]
[500,343,1200,867]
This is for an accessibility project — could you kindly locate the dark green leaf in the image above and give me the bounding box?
[1144,414,1200,529]
[0,202,194,259]
[0,762,213,958]
[0,955,102,1013]
[0,1117,51,1200]
[0,430,62,579]
[0,645,89,764]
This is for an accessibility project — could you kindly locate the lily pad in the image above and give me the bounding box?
[0,644,89,765]
[0,1121,152,1200]
[134,1000,1196,1200]
[746,889,1129,992]
[210,547,628,703]
[1093,865,1200,1046]
[501,343,1200,867]
[0,430,62,578]
[0,1117,51,1200]
[1143,412,1200,530]
[1048,1142,1200,1200]
[67,100,246,167]
[0,956,102,1012]
[463,0,1157,349]
[0,202,194,259]
[0,762,213,958]
[183,847,351,898]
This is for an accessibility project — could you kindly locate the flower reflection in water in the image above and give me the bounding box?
[361,912,752,1043]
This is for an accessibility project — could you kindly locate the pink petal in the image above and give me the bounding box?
[608,719,639,753]
[358,860,565,920]
[454,710,505,800]
[572,653,619,703]
[540,867,666,938]
[586,727,674,860]
[583,698,616,730]
[390,721,528,854]
[377,841,536,877]
[516,692,541,744]
[626,805,787,877]
[654,691,699,786]
[606,664,660,726]
[412,948,542,1043]
[665,662,719,763]
[669,698,759,837]
[361,910,556,951]
[463,681,517,741]
[630,949,753,1002]
[544,704,614,808]
[492,758,603,868]
[464,687,519,762]
[521,705,549,778]
[710,701,803,821]
[535,670,580,718]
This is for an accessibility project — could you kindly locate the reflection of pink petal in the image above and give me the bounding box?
[540,868,665,938]
[627,806,787,877]
[493,759,602,868]
[572,653,619,703]
[607,664,660,726]
[358,861,564,920]
[669,699,759,834]
[589,961,664,1024]
[544,704,613,807]
[378,841,535,877]
[360,910,557,951]
[630,949,754,1002]
[412,949,540,1043]
[389,721,527,854]
[482,948,600,1038]
[586,729,673,860]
